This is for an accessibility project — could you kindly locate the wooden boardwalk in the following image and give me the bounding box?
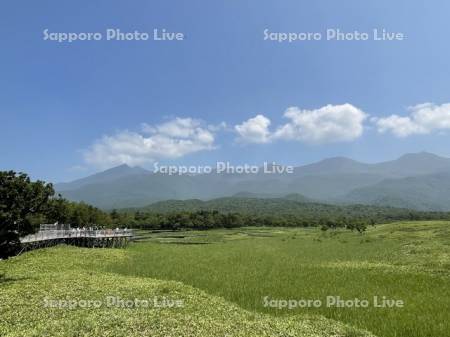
[21,229,132,243]
[20,229,133,250]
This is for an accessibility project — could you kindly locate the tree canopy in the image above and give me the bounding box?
[0,171,112,258]
[0,171,54,258]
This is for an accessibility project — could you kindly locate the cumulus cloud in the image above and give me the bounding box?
[234,104,367,144]
[235,114,272,143]
[84,118,216,169]
[372,115,427,137]
[274,104,367,143]
[374,103,450,137]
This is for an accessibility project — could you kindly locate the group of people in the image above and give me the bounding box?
[64,226,130,237]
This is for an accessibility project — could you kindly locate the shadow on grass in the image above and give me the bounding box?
[0,273,29,284]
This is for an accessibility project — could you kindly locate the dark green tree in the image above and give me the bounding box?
[0,171,54,258]
[46,195,70,223]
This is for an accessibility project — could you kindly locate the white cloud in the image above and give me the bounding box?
[274,104,367,143]
[84,118,216,169]
[234,104,367,144]
[374,103,450,137]
[235,114,272,143]
[373,115,427,137]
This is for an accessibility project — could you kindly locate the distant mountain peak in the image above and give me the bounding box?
[116,163,131,168]
[296,156,368,175]
[105,163,146,173]
[104,163,131,172]
[398,152,446,160]
[393,152,450,167]
[56,152,450,210]
[55,163,149,192]
[320,156,361,164]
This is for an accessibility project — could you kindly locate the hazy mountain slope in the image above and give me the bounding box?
[56,152,450,210]
[287,173,386,200]
[343,172,450,211]
[292,152,450,178]
[371,152,450,177]
[60,173,200,209]
[293,157,371,176]
[55,164,149,191]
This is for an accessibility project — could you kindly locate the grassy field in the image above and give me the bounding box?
[0,221,448,337]
[0,245,374,336]
[112,221,450,337]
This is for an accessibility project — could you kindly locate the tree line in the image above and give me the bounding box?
[0,171,112,258]
[112,207,449,234]
[2,170,450,258]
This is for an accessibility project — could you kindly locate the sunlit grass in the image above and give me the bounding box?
[0,246,374,337]
[1,221,448,337]
[111,221,450,337]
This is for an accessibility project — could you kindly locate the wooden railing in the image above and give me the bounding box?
[20,229,133,243]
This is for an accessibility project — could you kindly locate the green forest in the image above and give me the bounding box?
[2,170,450,258]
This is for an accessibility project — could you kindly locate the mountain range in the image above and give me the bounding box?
[55,152,450,211]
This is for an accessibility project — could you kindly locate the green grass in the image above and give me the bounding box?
[111,221,450,337]
[0,246,374,337]
[1,221,448,337]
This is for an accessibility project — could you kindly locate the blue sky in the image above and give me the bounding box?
[1,0,450,182]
